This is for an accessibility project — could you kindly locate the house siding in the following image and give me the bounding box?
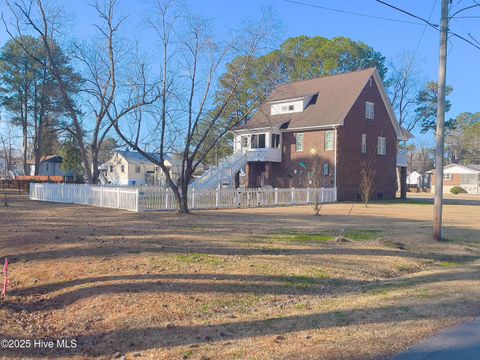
[336,77,397,201]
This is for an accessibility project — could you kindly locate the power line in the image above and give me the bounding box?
[283,0,426,26]
[376,0,480,51]
[376,0,440,29]
[410,0,439,65]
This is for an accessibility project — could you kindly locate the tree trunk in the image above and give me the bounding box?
[91,148,99,184]
[178,182,190,214]
[22,94,29,176]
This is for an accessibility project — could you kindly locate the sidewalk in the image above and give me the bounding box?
[393,318,480,360]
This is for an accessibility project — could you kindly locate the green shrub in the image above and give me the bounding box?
[450,186,467,194]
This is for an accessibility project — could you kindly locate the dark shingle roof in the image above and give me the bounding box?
[236,68,378,131]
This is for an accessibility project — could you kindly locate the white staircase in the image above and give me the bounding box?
[191,152,247,189]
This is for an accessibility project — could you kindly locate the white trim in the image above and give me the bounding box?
[372,71,411,141]
[334,127,337,189]
[268,92,318,104]
[283,124,339,132]
[268,96,305,104]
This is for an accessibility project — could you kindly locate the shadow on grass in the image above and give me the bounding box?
[8,266,480,313]
[2,296,479,358]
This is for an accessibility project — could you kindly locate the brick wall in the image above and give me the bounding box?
[430,173,462,186]
[261,130,335,188]
[336,77,397,201]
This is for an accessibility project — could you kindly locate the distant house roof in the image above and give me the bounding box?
[117,151,162,164]
[114,151,181,167]
[234,67,411,140]
[427,163,480,174]
[26,155,63,165]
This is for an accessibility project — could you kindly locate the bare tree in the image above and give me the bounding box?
[2,0,94,180]
[359,161,375,207]
[0,125,14,176]
[387,52,426,132]
[109,0,274,213]
[72,0,160,183]
[3,0,160,183]
[412,142,435,174]
[309,146,327,215]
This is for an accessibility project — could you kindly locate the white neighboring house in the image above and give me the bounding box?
[427,163,480,194]
[26,155,64,176]
[101,151,183,186]
[407,171,422,187]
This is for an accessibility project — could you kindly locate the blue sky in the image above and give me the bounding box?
[1,0,479,145]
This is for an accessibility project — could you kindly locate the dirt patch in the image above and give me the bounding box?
[0,193,479,359]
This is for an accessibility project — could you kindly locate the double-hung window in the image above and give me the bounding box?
[366,102,375,119]
[377,137,386,155]
[361,134,367,153]
[324,130,334,151]
[443,173,452,180]
[271,134,280,148]
[240,136,248,148]
[296,133,304,152]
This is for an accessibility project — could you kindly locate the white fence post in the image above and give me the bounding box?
[215,188,219,208]
[291,187,295,204]
[307,187,310,203]
[117,187,120,208]
[135,188,140,212]
[275,188,278,205]
[100,186,104,207]
[192,188,196,209]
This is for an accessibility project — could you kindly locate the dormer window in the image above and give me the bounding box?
[270,93,317,115]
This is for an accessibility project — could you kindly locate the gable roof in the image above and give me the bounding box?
[117,151,162,164]
[235,68,410,140]
[427,163,480,174]
[26,155,63,165]
[114,151,180,167]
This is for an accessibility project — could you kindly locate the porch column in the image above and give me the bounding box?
[264,162,272,186]
[400,166,407,199]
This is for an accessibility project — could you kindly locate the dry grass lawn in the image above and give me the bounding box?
[0,192,480,359]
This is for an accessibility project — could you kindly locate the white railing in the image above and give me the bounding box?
[30,183,140,212]
[30,183,337,212]
[190,152,247,189]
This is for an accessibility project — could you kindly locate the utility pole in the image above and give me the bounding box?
[433,0,449,240]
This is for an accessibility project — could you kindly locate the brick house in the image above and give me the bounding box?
[191,68,411,201]
[427,163,480,194]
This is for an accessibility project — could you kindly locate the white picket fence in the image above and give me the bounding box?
[30,183,337,212]
[30,183,140,212]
